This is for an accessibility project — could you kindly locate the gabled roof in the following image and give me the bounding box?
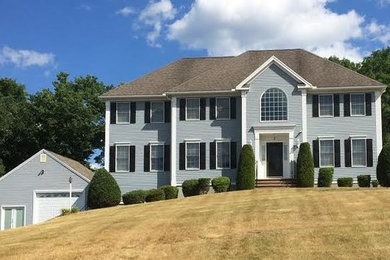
[101,49,386,98]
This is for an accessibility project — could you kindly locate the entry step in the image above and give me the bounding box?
[255,178,297,188]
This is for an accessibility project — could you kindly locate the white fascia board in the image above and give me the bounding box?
[308,86,386,93]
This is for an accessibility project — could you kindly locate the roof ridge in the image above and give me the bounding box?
[181,56,235,60]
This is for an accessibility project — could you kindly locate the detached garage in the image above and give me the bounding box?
[0,149,93,230]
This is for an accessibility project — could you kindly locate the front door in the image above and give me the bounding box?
[267,142,283,177]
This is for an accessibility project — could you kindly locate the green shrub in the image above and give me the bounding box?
[377,143,390,187]
[212,177,230,193]
[318,168,334,187]
[145,189,165,202]
[122,190,146,205]
[60,206,79,216]
[160,185,179,200]
[372,180,379,187]
[71,206,79,213]
[182,179,200,197]
[357,175,371,187]
[296,142,314,187]
[337,177,353,187]
[237,144,255,190]
[87,168,121,209]
[198,178,211,194]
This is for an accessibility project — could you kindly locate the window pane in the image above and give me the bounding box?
[320,140,334,166]
[217,142,230,168]
[151,145,164,171]
[352,139,366,166]
[186,143,200,169]
[117,103,130,123]
[261,88,287,121]
[151,102,164,122]
[186,99,200,119]
[319,95,333,116]
[351,94,365,115]
[116,146,129,171]
[217,98,230,119]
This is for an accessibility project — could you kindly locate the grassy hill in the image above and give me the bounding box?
[1,188,390,259]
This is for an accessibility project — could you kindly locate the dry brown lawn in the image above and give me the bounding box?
[1,188,390,259]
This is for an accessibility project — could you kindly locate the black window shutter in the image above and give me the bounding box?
[200,143,206,170]
[110,102,116,124]
[165,101,171,123]
[130,102,136,124]
[313,140,319,168]
[344,94,350,117]
[230,142,237,169]
[367,139,373,167]
[179,99,186,121]
[130,146,136,172]
[230,97,236,119]
[200,98,206,120]
[144,102,151,123]
[344,139,351,167]
[109,146,115,172]
[210,98,216,120]
[144,145,150,172]
[365,93,372,116]
[334,94,340,117]
[334,140,341,167]
[312,95,319,117]
[164,145,170,171]
[179,143,185,170]
[210,142,216,169]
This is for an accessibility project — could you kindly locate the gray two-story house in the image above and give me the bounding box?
[101,49,386,192]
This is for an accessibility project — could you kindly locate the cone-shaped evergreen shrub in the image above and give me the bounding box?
[87,168,121,209]
[296,142,314,187]
[377,143,390,187]
[237,144,255,190]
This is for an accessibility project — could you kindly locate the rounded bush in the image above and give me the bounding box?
[318,168,334,187]
[212,177,230,193]
[237,144,255,190]
[122,190,146,205]
[377,143,390,187]
[357,175,371,187]
[88,168,121,209]
[296,142,314,187]
[337,177,353,187]
[182,179,200,197]
[372,180,379,187]
[145,189,165,202]
[160,185,179,200]
[198,178,211,194]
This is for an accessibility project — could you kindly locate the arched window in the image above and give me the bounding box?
[261,88,287,121]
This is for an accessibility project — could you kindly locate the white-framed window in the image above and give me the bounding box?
[151,102,164,123]
[319,95,333,117]
[319,139,334,167]
[186,142,200,170]
[150,144,164,171]
[216,141,230,169]
[117,102,130,123]
[260,88,287,121]
[116,145,130,172]
[352,138,367,167]
[216,97,230,120]
[350,94,365,116]
[186,98,200,120]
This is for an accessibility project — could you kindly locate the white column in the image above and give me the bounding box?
[104,101,110,171]
[254,131,260,179]
[301,89,307,142]
[241,91,248,147]
[289,130,295,178]
[170,97,177,186]
[375,91,383,155]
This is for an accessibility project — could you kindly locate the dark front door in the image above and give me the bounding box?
[267,142,283,177]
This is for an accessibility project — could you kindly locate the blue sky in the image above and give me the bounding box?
[1,0,390,94]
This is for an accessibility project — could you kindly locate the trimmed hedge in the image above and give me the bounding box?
[237,144,255,190]
[372,180,379,187]
[88,168,121,209]
[160,185,179,200]
[377,143,390,187]
[145,189,165,202]
[357,175,371,187]
[198,178,211,195]
[296,142,314,187]
[337,177,353,187]
[318,168,334,187]
[182,179,200,197]
[123,190,146,205]
[212,177,230,193]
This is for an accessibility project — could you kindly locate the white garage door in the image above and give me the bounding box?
[36,192,84,223]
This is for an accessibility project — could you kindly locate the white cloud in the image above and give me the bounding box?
[79,4,92,11]
[89,162,102,170]
[116,6,135,17]
[0,46,55,68]
[378,0,390,6]
[366,21,390,45]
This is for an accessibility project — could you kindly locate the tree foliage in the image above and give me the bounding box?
[236,144,255,190]
[0,158,5,177]
[377,143,390,187]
